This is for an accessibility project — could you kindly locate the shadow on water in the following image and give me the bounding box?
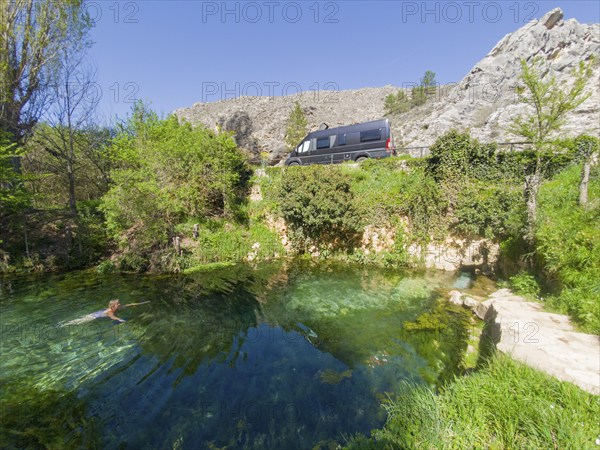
[0,382,101,449]
[1,260,477,449]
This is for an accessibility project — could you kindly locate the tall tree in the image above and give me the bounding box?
[411,70,436,107]
[422,70,437,95]
[29,53,100,216]
[0,0,92,143]
[508,57,593,243]
[284,101,308,151]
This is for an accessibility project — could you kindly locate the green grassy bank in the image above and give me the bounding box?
[345,353,600,449]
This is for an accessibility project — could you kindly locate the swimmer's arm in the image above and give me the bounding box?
[106,310,126,322]
[123,301,150,307]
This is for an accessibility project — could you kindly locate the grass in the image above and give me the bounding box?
[345,353,600,449]
[182,261,235,274]
[536,164,600,333]
[174,216,285,269]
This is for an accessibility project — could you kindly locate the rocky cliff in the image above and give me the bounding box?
[174,8,599,161]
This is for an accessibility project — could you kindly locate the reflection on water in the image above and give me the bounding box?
[0,261,478,449]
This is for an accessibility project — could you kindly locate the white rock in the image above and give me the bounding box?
[448,290,463,305]
[475,299,495,320]
[463,296,479,309]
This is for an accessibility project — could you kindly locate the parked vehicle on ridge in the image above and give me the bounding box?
[284,119,396,166]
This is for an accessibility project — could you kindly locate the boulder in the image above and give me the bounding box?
[462,296,479,309]
[475,299,494,320]
[542,8,564,30]
[448,290,463,305]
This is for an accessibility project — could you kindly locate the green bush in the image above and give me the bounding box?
[189,219,284,265]
[425,130,528,242]
[384,90,411,115]
[453,182,525,240]
[351,160,445,241]
[427,130,524,184]
[277,165,361,252]
[96,259,115,274]
[70,200,111,268]
[1,130,30,217]
[101,112,252,269]
[509,272,541,298]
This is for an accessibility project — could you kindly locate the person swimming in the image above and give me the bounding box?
[61,299,150,326]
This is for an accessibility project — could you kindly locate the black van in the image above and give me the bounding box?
[284,119,396,166]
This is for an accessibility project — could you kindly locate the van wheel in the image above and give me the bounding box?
[356,156,368,163]
[288,162,300,166]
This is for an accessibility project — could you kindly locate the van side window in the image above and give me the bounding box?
[317,137,330,150]
[299,140,310,153]
[338,134,346,146]
[360,129,381,142]
[346,132,360,145]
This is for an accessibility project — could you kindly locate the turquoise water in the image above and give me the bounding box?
[0,261,476,449]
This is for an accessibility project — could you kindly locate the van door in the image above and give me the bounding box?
[328,134,348,163]
[335,133,352,163]
[312,135,344,164]
[344,131,361,160]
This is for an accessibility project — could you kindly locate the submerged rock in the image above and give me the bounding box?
[447,290,481,311]
[316,369,352,385]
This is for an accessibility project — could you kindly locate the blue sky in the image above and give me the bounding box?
[87,1,600,123]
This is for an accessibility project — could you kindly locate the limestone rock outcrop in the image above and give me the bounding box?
[398,7,600,147]
[174,8,599,160]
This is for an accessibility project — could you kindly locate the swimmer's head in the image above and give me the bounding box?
[108,299,121,311]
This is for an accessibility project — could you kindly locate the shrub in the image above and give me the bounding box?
[384,90,411,115]
[427,130,523,184]
[101,113,252,268]
[277,165,361,252]
[351,160,446,242]
[453,182,525,240]
[509,272,541,298]
[426,130,528,241]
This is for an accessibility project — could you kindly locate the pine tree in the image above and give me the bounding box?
[384,90,411,115]
[285,102,308,151]
[411,70,437,107]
